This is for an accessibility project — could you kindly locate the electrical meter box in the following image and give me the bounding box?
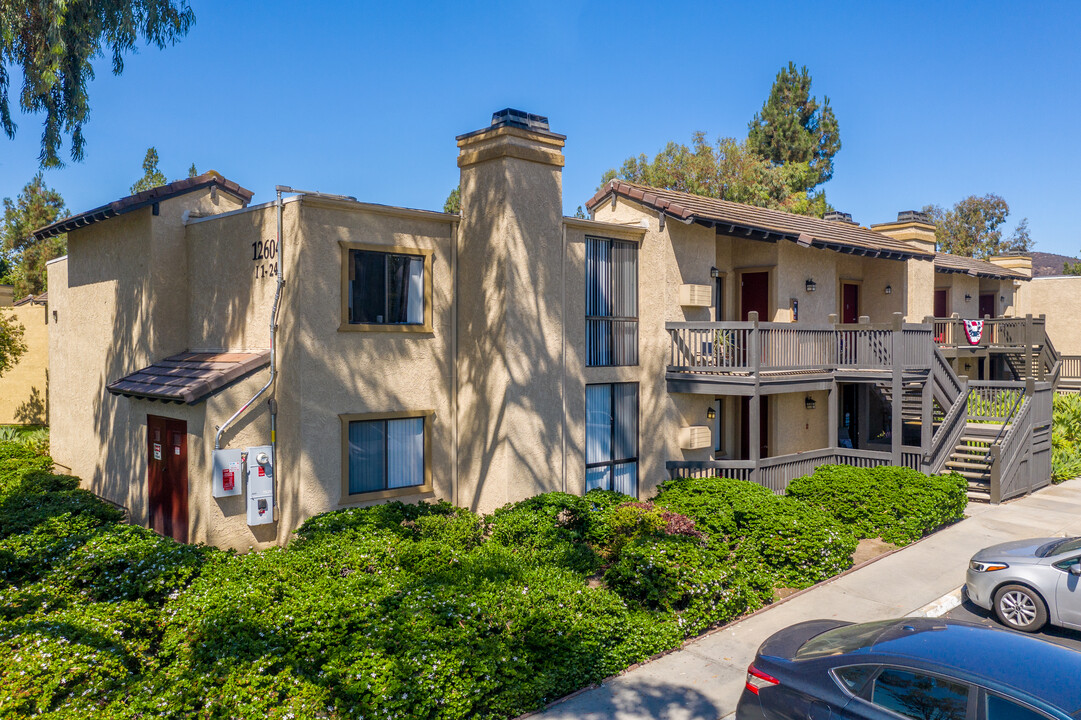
[246,445,275,526]
[211,448,244,498]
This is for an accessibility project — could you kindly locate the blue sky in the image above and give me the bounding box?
[1,1,1079,254]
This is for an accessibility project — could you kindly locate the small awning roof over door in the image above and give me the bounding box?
[106,351,270,404]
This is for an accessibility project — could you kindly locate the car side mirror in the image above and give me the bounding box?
[1071,563,1081,577]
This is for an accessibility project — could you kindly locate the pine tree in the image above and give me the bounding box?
[188,163,199,178]
[1,174,67,296]
[443,187,461,214]
[748,62,841,189]
[131,148,169,194]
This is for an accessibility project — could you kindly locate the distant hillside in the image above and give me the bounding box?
[1030,251,1081,277]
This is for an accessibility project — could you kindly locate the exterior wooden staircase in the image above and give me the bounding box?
[944,429,996,502]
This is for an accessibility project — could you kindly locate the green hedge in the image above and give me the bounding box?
[786,465,967,545]
[0,440,969,718]
[653,476,857,588]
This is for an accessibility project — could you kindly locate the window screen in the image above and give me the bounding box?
[348,417,425,494]
[350,250,424,325]
[586,383,638,496]
[586,237,637,366]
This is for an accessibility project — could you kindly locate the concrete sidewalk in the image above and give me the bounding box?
[537,480,1081,720]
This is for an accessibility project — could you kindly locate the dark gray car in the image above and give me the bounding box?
[965,536,1081,632]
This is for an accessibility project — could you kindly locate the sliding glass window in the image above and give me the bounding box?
[347,417,425,495]
[585,383,638,496]
[586,237,638,366]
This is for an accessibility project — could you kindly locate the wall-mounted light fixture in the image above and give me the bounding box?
[805,279,817,293]
[965,293,972,301]
[805,396,816,410]
[884,285,892,295]
[706,406,717,420]
[710,266,720,279]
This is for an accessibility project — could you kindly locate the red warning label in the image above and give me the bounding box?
[222,469,234,491]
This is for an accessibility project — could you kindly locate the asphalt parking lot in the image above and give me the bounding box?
[946,596,1081,653]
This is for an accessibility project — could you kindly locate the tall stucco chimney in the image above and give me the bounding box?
[988,254,1032,278]
[454,109,567,512]
[871,211,937,255]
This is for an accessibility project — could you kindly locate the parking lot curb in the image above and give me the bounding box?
[908,587,964,618]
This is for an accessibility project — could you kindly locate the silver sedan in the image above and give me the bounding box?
[965,537,1081,633]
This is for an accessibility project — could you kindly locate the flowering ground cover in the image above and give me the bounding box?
[0,441,965,719]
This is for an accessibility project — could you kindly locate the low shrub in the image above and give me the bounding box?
[732,495,857,587]
[1052,393,1081,483]
[604,535,772,635]
[486,492,611,574]
[653,476,773,544]
[787,465,967,545]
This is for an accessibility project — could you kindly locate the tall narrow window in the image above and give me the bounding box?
[586,383,638,496]
[586,237,638,366]
[349,249,424,325]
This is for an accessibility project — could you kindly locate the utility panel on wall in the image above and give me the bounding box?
[246,445,275,526]
[211,448,244,498]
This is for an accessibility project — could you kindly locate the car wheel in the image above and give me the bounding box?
[993,584,1048,632]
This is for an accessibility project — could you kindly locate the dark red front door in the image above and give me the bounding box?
[979,293,995,319]
[741,271,769,321]
[147,415,188,543]
[934,289,948,318]
[842,283,860,324]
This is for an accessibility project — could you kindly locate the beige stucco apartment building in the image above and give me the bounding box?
[0,289,50,425]
[40,110,1066,550]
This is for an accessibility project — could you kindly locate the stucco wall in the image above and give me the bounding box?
[0,303,49,424]
[1017,276,1081,354]
[772,390,829,456]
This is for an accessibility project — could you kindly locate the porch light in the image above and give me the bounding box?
[710,266,720,279]
[805,396,816,410]
[805,278,817,293]
[706,406,717,420]
[884,285,892,295]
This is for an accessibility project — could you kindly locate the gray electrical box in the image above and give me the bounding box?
[246,445,275,526]
[211,448,244,498]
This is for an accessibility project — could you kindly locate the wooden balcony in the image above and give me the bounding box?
[928,314,1062,385]
[666,313,934,394]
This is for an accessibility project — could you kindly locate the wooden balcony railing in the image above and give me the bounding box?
[667,312,933,378]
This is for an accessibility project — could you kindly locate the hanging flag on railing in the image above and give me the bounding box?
[964,319,984,345]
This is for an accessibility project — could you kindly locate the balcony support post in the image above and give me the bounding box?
[828,380,839,450]
[891,312,904,466]
[749,311,761,482]
[1024,314,1034,381]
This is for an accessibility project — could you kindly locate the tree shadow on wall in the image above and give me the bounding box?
[15,384,47,425]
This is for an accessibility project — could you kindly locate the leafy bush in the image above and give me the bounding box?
[1052,393,1081,483]
[0,441,967,719]
[485,492,611,574]
[787,465,967,545]
[604,535,772,635]
[732,495,857,587]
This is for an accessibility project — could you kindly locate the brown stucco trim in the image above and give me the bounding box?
[299,195,458,223]
[563,216,647,241]
[339,410,435,504]
[338,241,435,333]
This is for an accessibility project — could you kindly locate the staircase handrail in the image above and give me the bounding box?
[990,396,1033,503]
[926,377,969,474]
[983,389,1025,461]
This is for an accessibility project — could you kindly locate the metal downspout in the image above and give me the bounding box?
[214,187,285,451]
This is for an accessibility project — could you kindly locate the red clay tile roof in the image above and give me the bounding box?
[933,253,1026,279]
[32,171,254,240]
[106,351,269,405]
[586,180,934,260]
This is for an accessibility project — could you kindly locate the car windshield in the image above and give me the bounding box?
[795,620,900,659]
[1037,537,1081,557]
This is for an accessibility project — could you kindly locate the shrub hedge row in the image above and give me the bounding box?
[0,441,966,718]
